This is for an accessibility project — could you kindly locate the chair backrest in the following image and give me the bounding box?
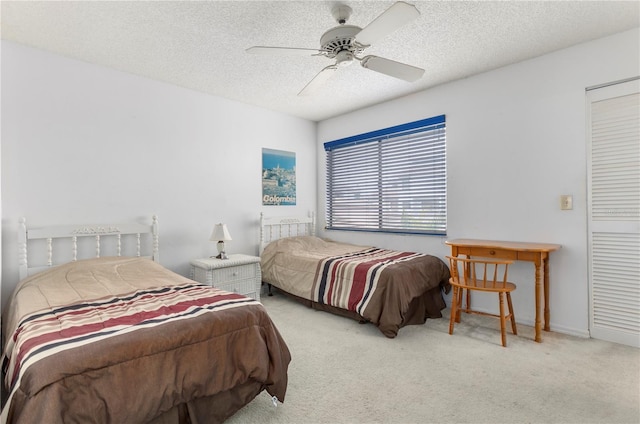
[446,256,514,290]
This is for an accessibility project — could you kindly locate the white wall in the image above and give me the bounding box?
[1,41,317,309]
[317,28,640,337]
[2,28,638,338]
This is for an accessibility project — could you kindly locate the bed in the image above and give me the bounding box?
[259,213,451,338]
[1,216,290,424]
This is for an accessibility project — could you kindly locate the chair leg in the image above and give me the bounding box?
[498,292,507,347]
[456,287,464,322]
[507,292,517,335]
[449,286,459,335]
[464,288,471,317]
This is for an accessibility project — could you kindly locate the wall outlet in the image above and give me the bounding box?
[560,195,573,210]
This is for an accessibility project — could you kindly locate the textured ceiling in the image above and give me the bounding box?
[2,1,639,121]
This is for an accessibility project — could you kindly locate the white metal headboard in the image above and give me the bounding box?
[18,215,159,281]
[259,212,315,254]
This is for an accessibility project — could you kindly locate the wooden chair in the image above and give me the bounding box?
[446,256,518,347]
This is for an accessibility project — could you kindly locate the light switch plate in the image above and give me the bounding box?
[560,195,573,210]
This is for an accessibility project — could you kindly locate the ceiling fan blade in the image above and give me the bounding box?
[246,46,321,56]
[355,1,420,46]
[298,65,338,96]
[360,55,424,82]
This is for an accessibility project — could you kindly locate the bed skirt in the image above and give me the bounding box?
[269,284,447,337]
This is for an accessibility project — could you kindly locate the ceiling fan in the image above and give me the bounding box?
[246,1,425,95]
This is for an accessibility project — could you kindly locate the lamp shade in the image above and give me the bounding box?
[210,223,232,242]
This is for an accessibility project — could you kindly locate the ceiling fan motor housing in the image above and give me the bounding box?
[319,25,365,59]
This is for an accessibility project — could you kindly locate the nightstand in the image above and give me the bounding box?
[190,254,262,301]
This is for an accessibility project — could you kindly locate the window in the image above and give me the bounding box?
[324,115,446,235]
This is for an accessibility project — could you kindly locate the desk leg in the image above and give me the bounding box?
[534,259,543,343]
[543,254,550,332]
[464,256,471,315]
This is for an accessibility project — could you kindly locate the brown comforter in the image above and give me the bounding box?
[1,257,290,424]
[261,236,450,338]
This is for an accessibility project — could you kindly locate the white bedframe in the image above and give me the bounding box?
[259,212,315,254]
[18,215,159,281]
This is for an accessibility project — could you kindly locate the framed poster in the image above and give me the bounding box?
[262,148,296,206]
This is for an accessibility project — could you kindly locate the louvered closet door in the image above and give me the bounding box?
[587,79,640,347]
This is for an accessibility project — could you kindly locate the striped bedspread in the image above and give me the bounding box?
[312,248,426,315]
[3,283,257,395]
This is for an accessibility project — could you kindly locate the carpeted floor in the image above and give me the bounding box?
[226,293,640,424]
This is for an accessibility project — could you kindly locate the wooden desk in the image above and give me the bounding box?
[445,239,561,342]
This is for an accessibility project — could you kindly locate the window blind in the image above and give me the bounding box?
[324,115,446,235]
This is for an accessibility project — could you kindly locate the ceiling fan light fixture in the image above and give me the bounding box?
[335,50,354,67]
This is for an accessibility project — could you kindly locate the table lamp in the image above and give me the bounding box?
[210,223,232,259]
